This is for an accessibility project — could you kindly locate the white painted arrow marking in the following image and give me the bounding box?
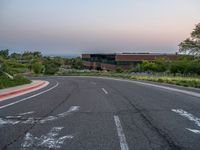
[22,127,73,149]
[172,109,200,134]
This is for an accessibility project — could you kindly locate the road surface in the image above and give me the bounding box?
[0,76,200,150]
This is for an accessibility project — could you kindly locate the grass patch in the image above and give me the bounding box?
[130,75,200,88]
[0,74,31,89]
[58,70,200,89]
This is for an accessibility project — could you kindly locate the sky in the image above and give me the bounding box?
[0,0,200,56]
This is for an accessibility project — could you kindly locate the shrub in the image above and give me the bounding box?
[44,63,59,75]
[115,67,124,73]
[31,62,43,74]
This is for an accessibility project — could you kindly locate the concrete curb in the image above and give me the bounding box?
[0,81,49,101]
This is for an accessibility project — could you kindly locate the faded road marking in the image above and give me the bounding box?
[99,77,200,98]
[114,115,129,150]
[172,109,200,134]
[102,88,108,94]
[0,81,59,110]
[19,111,34,116]
[186,128,200,134]
[172,109,200,127]
[41,106,80,123]
[90,81,96,85]
[60,76,200,98]
[0,106,80,126]
[22,127,73,149]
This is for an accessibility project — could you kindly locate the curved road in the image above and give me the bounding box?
[0,76,200,150]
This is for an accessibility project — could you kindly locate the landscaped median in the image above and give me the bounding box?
[0,75,31,89]
[0,80,49,101]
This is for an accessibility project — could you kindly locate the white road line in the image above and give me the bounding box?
[114,115,129,150]
[0,81,59,110]
[172,109,200,134]
[71,76,200,98]
[99,77,200,98]
[102,88,108,94]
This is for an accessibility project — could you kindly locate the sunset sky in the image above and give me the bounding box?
[0,0,200,55]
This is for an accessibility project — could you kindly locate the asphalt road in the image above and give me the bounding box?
[0,76,200,150]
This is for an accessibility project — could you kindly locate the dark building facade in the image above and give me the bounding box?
[82,53,180,71]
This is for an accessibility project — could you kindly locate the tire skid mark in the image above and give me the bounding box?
[2,80,79,150]
[105,82,182,150]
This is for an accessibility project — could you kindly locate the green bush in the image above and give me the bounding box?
[32,62,43,74]
[115,67,124,73]
[44,63,59,75]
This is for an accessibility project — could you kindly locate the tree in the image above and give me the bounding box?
[22,51,34,60]
[179,23,200,56]
[0,49,9,58]
[10,53,22,59]
[22,51,42,60]
[33,51,42,58]
[70,57,83,69]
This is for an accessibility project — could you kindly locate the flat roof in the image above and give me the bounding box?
[82,53,180,56]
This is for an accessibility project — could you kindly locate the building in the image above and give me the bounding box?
[82,53,180,71]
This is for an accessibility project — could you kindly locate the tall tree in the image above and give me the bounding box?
[179,23,200,56]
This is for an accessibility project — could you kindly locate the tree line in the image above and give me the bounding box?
[0,50,83,75]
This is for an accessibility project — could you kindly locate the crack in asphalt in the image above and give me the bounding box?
[2,80,79,150]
